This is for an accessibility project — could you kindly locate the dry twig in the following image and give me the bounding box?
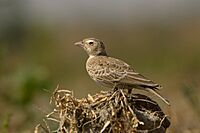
[35,87,170,133]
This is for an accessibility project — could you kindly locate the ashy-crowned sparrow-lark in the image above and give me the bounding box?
[75,38,169,105]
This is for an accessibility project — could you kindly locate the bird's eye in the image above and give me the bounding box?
[88,41,94,45]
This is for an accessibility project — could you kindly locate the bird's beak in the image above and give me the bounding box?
[74,41,83,47]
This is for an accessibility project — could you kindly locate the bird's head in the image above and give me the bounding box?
[74,38,107,56]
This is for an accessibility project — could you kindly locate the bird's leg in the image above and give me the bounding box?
[122,83,125,89]
[122,83,128,93]
[112,82,118,92]
[127,85,133,94]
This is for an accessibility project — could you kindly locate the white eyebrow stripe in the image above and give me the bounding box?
[86,39,94,43]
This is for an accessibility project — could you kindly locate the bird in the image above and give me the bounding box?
[74,38,170,105]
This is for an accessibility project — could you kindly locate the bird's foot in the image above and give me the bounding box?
[112,83,119,92]
[128,88,132,94]
[113,86,119,92]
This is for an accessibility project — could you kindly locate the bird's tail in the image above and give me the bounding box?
[146,88,170,106]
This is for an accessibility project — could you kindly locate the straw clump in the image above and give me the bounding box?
[35,86,170,133]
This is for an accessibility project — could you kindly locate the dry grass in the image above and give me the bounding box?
[35,85,170,133]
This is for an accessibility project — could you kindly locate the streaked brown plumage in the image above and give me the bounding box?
[74,38,169,105]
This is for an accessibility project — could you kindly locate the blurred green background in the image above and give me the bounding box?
[0,0,200,132]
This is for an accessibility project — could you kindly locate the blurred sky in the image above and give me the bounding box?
[1,0,200,25]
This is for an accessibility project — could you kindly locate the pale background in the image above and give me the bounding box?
[0,0,200,132]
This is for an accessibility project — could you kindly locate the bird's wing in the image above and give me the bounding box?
[113,58,160,89]
[87,57,125,83]
[86,56,129,84]
[87,56,160,89]
[121,70,161,89]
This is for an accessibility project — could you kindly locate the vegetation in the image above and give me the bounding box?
[35,86,170,132]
